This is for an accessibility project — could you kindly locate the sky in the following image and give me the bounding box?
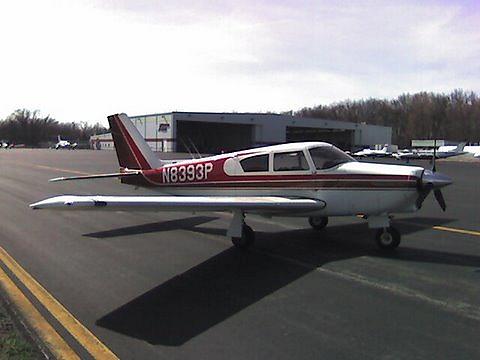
[0,0,478,126]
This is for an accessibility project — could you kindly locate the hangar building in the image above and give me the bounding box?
[90,112,391,153]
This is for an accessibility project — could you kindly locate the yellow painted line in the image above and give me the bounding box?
[0,247,119,359]
[0,265,80,360]
[397,220,480,237]
[34,164,89,176]
[432,226,480,237]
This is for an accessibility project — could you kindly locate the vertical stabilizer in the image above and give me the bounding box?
[454,142,466,152]
[107,113,163,170]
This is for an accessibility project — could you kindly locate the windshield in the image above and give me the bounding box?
[309,146,355,170]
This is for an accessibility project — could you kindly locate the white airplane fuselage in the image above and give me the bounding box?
[120,143,423,217]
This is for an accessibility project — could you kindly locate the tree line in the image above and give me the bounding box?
[0,109,107,147]
[296,90,480,147]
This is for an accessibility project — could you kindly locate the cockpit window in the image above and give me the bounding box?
[309,146,355,170]
[274,151,310,171]
[240,154,269,172]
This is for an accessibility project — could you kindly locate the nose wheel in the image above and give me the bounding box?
[375,227,401,250]
[231,224,255,249]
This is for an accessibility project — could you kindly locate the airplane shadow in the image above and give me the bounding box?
[83,216,218,238]
[95,216,480,346]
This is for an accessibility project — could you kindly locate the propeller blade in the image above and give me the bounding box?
[434,189,446,211]
[416,180,433,210]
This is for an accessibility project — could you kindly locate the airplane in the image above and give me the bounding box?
[462,145,480,158]
[30,113,453,250]
[392,142,466,160]
[55,135,78,150]
[352,145,392,158]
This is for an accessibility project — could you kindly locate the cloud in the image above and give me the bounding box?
[0,0,478,124]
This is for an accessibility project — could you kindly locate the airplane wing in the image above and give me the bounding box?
[30,195,326,213]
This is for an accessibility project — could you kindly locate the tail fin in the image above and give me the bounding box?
[454,142,466,152]
[57,135,61,142]
[107,113,163,170]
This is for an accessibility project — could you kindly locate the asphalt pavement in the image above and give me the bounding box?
[0,149,479,359]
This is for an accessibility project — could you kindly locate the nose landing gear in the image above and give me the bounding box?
[375,227,401,250]
[366,215,402,250]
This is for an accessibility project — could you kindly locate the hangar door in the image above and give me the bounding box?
[176,120,254,154]
[286,126,353,150]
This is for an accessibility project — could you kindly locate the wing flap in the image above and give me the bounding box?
[30,195,326,212]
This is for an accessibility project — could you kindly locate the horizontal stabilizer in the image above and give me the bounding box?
[49,171,141,182]
[30,195,326,213]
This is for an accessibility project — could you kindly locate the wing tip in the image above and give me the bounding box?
[49,177,65,182]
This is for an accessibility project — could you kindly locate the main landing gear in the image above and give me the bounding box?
[231,224,255,249]
[308,216,329,230]
[228,211,255,249]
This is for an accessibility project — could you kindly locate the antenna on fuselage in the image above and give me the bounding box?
[179,137,196,159]
[187,137,202,159]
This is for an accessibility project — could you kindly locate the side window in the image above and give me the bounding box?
[274,151,310,171]
[240,154,269,172]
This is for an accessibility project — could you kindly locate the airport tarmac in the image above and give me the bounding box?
[0,149,479,359]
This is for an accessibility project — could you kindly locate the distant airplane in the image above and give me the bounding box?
[31,114,452,250]
[352,145,392,158]
[55,135,77,150]
[393,142,466,160]
[462,145,480,158]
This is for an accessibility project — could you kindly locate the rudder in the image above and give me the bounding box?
[107,113,163,170]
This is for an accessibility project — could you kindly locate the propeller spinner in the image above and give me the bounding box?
[416,169,452,211]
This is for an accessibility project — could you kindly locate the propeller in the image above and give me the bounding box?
[434,189,446,211]
[431,139,445,210]
[416,142,451,212]
[415,180,432,210]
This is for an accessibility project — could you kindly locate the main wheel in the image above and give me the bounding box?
[375,227,401,250]
[308,216,328,230]
[231,224,255,249]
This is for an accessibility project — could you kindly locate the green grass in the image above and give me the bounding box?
[0,303,40,360]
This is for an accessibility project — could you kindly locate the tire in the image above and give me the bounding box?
[375,227,401,250]
[308,216,328,230]
[231,224,255,249]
